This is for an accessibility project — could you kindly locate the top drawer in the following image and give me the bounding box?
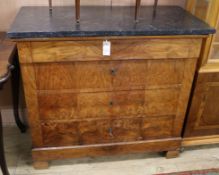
[19,38,202,63]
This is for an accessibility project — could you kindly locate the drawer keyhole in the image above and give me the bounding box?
[109,101,114,106]
[109,127,114,137]
[110,68,117,76]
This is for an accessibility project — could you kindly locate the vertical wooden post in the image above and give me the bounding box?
[153,0,158,17]
[154,0,158,11]
[75,0,80,23]
[49,0,52,12]
[135,0,141,22]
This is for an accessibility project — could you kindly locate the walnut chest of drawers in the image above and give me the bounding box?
[16,36,203,168]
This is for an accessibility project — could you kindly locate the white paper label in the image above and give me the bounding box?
[103,40,111,56]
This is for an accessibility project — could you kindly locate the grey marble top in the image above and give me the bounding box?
[7,6,215,39]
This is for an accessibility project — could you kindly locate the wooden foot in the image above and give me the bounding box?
[166,150,180,159]
[33,161,49,169]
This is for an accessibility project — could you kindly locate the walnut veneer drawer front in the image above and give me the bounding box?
[41,116,174,147]
[35,59,184,91]
[19,38,202,63]
[38,88,179,120]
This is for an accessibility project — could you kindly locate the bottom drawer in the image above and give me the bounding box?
[41,116,174,147]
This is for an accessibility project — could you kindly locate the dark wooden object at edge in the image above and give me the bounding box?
[11,51,26,133]
[0,65,13,175]
[0,33,27,174]
[0,33,26,133]
[0,112,9,175]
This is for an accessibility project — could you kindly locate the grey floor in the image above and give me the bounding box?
[2,126,219,175]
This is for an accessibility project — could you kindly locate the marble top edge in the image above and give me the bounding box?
[7,6,215,39]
